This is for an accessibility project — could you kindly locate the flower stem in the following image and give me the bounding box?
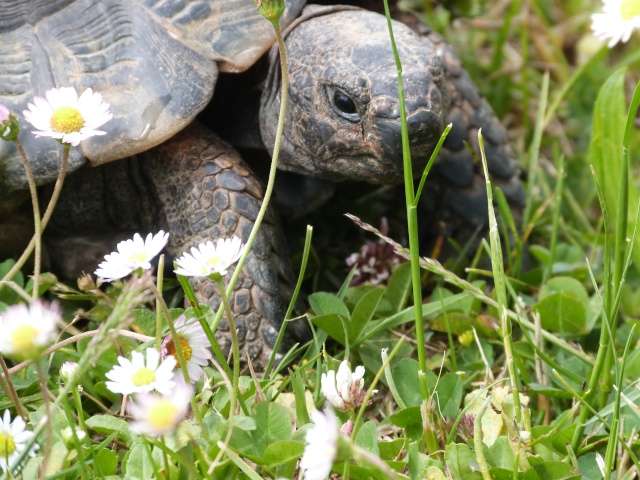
[210,17,289,345]
[36,362,52,480]
[0,146,70,290]
[14,139,42,299]
[0,356,27,418]
[155,255,165,351]
[216,277,240,419]
[149,283,203,424]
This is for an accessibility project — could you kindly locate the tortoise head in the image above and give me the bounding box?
[259,7,449,185]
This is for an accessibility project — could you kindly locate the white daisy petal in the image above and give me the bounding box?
[161,314,212,384]
[23,87,112,145]
[105,348,176,395]
[128,384,193,436]
[0,409,39,473]
[300,408,339,480]
[94,231,169,282]
[174,237,245,277]
[0,301,60,360]
[591,0,640,47]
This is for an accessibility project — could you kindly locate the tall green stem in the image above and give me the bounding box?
[210,19,289,339]
[382,0,440,455]
[216,277,240,420]
[1,147,70,290]
[14,140,42,299]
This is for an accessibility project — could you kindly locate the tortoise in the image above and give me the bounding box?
[0,0,524,367]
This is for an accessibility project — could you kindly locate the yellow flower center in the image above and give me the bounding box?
[11,325,39,356]
[127,251,148,265]
[132,368,156,387]
[621,0,640,20]
[50,106,84,134]
[165,337,192,368]
[206,257,223,271]
[0,433,16,457]
[147,400,178,429]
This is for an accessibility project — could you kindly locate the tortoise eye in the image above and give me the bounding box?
[331,89,360,121]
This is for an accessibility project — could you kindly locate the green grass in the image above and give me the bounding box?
[2,1,640,478]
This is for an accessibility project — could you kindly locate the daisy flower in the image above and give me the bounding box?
[23,87,112,146]
[300,408,339,480]
[0,301,60,360]
[161,315,212,384]
[128,384,193,436]
[174,237,245,279]
[0,410,38,473]
[94,231,169,282]
[321,360,369,412]
[591,0,640,47]
[105,348,177,395]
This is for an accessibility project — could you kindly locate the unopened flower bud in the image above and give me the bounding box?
[60,361,79,382]
[0,104,20,142]
[61,426,86,449]
[254,0,285,23]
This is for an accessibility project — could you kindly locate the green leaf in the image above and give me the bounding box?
[350,287,384,341]
[391,358,421,407]
[533,292,587,334]
[533,276,590,334]
[590,68,640,274]
[123,442,163,478]
[355,421,379,456]
[388,406,422,428]
[382,262,412,313]
[522,461,580,480]
[290,368,311,426]
[0,259,23,305]
[308,292,351,317]
[263,440,305,467]
[86,414,133,446]
[434,373,463,418]
[251,401,293,457]
[445,443,482,479]
[93,448,119,476]
[312,313,349,345]
[131,309,157,337]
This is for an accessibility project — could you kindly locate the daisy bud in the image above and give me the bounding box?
[60,361,79,382]
[254,0,285,23]
[60,426,86,449]
[0,104,20,142]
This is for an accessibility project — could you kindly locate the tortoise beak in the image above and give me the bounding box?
[368,104,443,175]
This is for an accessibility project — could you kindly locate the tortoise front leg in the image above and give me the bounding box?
[143,124,305,367]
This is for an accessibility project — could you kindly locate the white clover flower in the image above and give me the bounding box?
[591,0,640,47]
[300,408,339,480]
[94,231,169,282]
[105,348,177,395]
[174,237,245,278]
[128,383,193,436]
[0,301,60,360]
[23,87,112,146]
[59,361,79,382]
[0,410,38,473]
[321,360,369,412]
[161,315,212,384]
